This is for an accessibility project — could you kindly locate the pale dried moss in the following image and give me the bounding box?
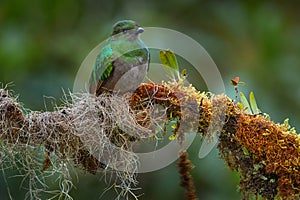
[0,88,149,199]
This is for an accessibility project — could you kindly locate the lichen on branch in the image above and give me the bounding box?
[0,79,299,199]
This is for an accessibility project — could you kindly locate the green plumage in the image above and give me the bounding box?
[89,20,150,95]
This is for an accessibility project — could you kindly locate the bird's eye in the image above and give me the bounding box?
[123,29,128,33]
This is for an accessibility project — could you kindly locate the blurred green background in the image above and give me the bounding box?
[1,0,300,199]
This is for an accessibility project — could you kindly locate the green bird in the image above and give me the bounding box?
[89,20,150,96]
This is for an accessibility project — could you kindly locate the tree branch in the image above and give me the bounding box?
[0,81,299,199]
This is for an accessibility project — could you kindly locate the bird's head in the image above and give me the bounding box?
[111,20,144,40]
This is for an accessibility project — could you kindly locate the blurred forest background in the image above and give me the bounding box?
[1,0,300,199]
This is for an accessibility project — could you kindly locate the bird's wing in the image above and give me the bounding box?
[89,45,115,94]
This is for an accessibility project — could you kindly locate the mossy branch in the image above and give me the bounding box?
[0,80,299,200]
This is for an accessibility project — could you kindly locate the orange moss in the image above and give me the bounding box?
[178,150,198,200]
[235,114,300,199]
[131,83,300,199]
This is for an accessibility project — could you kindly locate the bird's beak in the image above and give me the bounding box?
[136,27,144,34]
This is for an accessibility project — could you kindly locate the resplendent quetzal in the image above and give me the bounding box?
[89,20,150,95]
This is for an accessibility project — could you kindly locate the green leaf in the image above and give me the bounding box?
[181,69,187,79]
[169,133,178,140]
[159,49,180,80]
[249,91,260,114]
[240,92,252,114]
[242,147,250,155]
[237,102,244,110]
